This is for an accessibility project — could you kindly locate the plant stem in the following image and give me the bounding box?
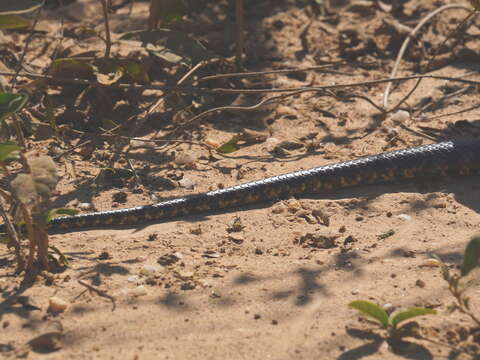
[0,199,24,271]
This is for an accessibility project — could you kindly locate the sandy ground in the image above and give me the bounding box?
[1,0,480,359]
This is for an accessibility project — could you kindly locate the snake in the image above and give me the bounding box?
[1,139,479,234]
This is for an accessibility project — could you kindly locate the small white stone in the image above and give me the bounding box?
[178,177,196,189]
[383,303,394,311]
[48,296,69,313]
[265,137,280,151]
[130,285,148,297]
[175,153,197,165]
[390,110,410,123]
[140,264,163,277]
[397,214,411,221]
[78,203,93,211]
[127,275,140,283]
[177,270,194,279]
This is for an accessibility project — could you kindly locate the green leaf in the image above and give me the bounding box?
[461,236,480,277]
[377,229,395,240]
[119,29,214,67]
[217,136,240,154]
[349,300,389,328]
[44,94,59,136]
[0,142,21,164]
[0,15,30,29]
[389,307,436,328]
[0,92,29,121]
[48,245,69,267]
[49,58,95,80]
[119,60,150,82]
[0,0,43,15]
[46,208,78,224]
[92,58,149,84]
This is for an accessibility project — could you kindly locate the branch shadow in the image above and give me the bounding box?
[339,328,433,360]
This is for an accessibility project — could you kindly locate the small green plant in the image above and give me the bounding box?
[438,236,480,326]
[0,91,76,271]
[349,300,436,337]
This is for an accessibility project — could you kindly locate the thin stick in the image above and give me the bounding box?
[197,65,348,82]
[19,204,37,269]
[3,71,480,94]
[382,4,471,108]
[123,59,218,155]
[49,0,66,64]
[414,86,472,115]
[78,279,116,311]
[9,6,42,90]
[235,0,244,69]
[99,0,112,58]
[0,199,24,271]
[417,102,480,121]
[11,114,27,149]
[386,6,476,112]
[172,89,308,133]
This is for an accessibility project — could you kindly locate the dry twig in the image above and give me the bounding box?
[384,4,474,110]
[78,279,116,311]
[99,0,112,58]
[0,199,24,271]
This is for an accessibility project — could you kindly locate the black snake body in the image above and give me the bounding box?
[2,139,480,234]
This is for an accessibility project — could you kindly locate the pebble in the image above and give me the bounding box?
[390,110,410,123]
[203,250,221,258]
[205,138,221,148]
[78,203,93,211]
[178,177,196,189]
[228,233,245,244]
[48,296,69,313]
[127,275,141,283]
[397,214,411,221]
[416,279,426,288]
[383,303,394,312]
[140,264,163,277]
[420,258,441,268]
[129,285,148,297]
[265,137,280,151]
[175,153,197,165]
[177,270,194,280]
[254,247,264,255]
[285,199,301,213]
[312,208,330,226]
[271,203,286,214]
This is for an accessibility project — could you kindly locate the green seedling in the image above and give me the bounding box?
[438,236,480,326]
[46,208,78,224]
[45,209,77,267]
[349,300,436,336]
[48,245,69,268]
[0,142,21,170]
[0,92,28,122]
[217,135,240,154]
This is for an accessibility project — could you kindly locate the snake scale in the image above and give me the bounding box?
[1,139,480,234]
